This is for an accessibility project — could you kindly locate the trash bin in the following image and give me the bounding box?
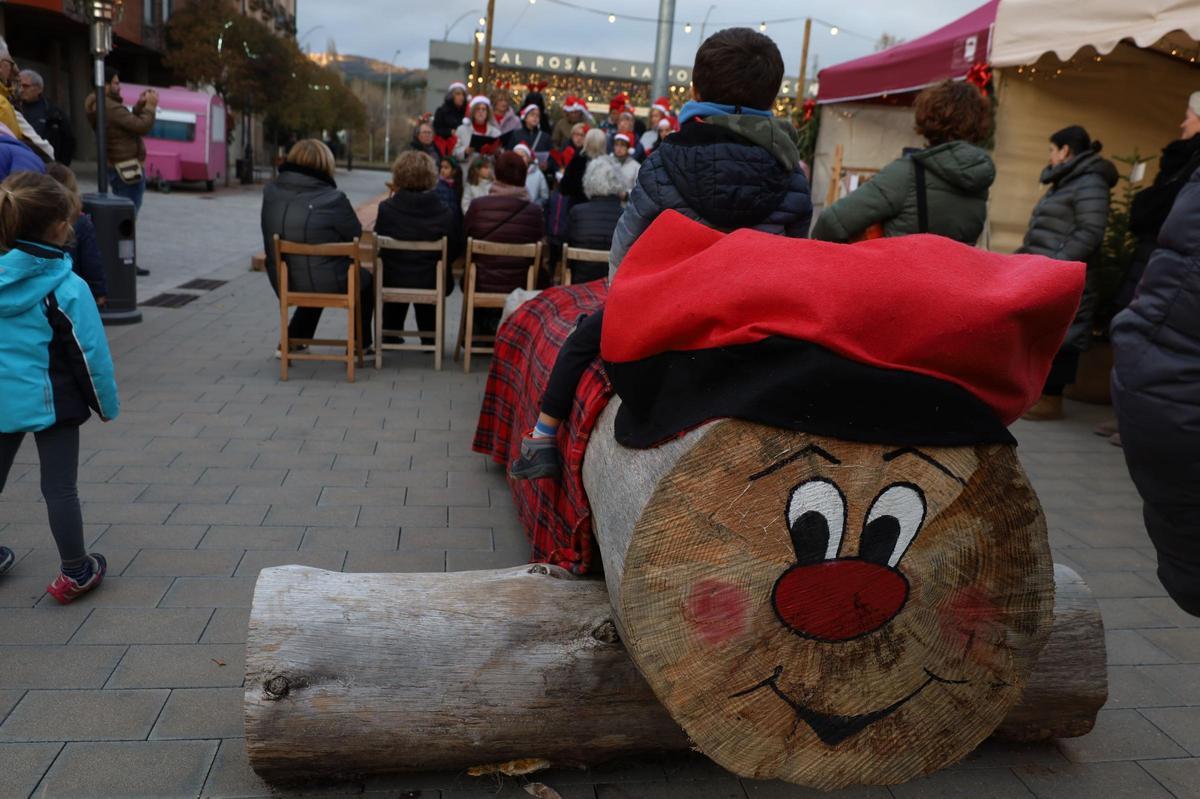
[82,192,142,326]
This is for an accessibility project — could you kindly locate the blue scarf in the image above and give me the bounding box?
[677,100,774,126]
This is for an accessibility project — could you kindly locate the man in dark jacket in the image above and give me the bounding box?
[511,27,814,480]
[375,150,463,346]
[1112,166,1200,617]
[18,69,74,166]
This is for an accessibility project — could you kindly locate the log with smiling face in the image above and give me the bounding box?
[616,420,1055,789]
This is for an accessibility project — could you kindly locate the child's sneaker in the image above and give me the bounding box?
[0,546,14,576]
[46,554,107,605]
[509,436,562,480]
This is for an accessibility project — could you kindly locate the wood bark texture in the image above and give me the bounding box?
[582,401,1061,788]
[244,563,1103,784]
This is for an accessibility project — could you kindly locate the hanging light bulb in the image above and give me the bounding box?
[759,21,767,32]
[478,16,486,25]
[684,22,692,33]
[829,25,840,35]
[529,0,535,4]
[474,29,484,42]
[608,13,616,23]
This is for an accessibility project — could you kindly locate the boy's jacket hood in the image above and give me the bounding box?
[705,114,802,171]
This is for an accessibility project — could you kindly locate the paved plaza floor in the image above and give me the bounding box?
[2,171,1199,797]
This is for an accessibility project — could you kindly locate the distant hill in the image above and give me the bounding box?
[309,52,427,89]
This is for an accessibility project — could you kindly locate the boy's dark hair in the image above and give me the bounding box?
[913,80,992,146]
[692,28,784,111]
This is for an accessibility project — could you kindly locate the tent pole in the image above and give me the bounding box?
[798,17,813,100]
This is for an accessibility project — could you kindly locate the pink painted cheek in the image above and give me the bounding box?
[939,585,1004,653]
[684,579,751,647]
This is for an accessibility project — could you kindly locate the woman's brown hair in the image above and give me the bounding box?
[913,80,991,146]
[286,138,337,179]
[388,151,437,193]
[0,171,77,251]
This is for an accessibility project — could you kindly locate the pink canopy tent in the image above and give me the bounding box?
[817,0,997,104]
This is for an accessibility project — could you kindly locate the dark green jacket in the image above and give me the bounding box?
[812,141,995,244]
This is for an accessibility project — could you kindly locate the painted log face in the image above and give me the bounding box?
[615,420,1055,789]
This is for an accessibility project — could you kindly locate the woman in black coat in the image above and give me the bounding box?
[375,151,463,346]
[432,82,469,140]
[261,139,372,350]
[564,157,625,282]
[506,104,552,157]
[1111,166,1200,617]
[1017,125,1117,420]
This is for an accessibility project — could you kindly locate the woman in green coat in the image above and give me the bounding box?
[812,80,995,245]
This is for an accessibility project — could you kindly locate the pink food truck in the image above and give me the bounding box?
[119,83,227,192]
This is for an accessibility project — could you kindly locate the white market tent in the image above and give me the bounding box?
[812,0,1200,252]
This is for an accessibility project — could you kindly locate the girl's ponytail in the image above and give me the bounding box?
[0,185,20,251]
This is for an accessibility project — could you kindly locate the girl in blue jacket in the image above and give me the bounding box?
[0,171,120,604]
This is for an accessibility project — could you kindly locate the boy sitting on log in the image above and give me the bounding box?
[509,27,814,480]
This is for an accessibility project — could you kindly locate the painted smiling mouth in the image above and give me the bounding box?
[730,666,969,746]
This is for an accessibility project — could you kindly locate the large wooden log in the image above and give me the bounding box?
[244,563,1104,783]
[582,400,1062,788]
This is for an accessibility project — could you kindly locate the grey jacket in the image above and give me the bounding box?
[609,114,813,279]
[1017,151,1118,351]
[261,165,363,295]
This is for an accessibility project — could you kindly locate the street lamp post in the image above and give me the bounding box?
[444,8,485,41]
[383,48,403,166]
[697,4,717,42]
[479,0,497,91]
[651,0,676,102]
[84,0,122,193]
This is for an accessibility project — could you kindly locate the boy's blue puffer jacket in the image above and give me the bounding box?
[0,240,119,433]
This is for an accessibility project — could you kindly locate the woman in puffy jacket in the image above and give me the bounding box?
[260,139,372,353]
[1111,166,1200,617]
[375,151,463,347]
[1017,125,1117,420]
[0,171,119,603]
[564,156,624,282]
[464,151,546,293]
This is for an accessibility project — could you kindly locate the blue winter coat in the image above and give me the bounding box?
[0,133,46,179]
[1111,166,1200,615]
[609,115,813,278]
[0,241,119,433]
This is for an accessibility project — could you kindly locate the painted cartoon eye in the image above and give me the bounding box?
[861,484,926,567]
[786,479,846,564]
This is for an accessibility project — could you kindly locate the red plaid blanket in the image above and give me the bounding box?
[472,281,611,574]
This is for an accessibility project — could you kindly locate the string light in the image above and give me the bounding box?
[684,22,692,33]
[478,16,485,25]
[759,21,767,32]
[830,26,839,36]
[608,13,615,22]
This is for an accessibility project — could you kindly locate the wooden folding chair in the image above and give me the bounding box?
[274,234,364,383]
[374,235,449,371]
[455,238,543,373]
[558,245,611,286]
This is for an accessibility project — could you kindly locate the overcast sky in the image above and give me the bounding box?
[296,0,984,76]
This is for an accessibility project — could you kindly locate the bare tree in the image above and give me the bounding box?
[874,32,905,52]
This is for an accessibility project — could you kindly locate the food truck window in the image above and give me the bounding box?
[147,109,198,142]
[211,107,226,143]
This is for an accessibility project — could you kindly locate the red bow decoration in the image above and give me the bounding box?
[966,63,993,92]
[480,139,502,156]
[433,134,457,158]
[526,81,548,93]
[802,98,816,123]
[550,146,576,170]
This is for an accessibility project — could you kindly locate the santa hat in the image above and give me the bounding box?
[656,118,672,130]
[609,92,630,112]
[601,212,1086,448]
[563,95,588,113]
[651,97,672,116]
[468,95,492,109]
[519,103,540,120]
[613,133,633,146]
[448,81,468,94]
[512,142,533,159]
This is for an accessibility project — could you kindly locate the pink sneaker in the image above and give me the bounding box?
[46,554,107,605]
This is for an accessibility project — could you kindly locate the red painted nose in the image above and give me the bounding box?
[772,559,909,642]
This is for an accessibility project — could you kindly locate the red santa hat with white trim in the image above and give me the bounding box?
[613,133,633,146]
[651,96,672,116]
[519,103,540,120]
[562,95,588,113]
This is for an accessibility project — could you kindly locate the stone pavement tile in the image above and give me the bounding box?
[0,606,91,644]
[1106,666,1188,709]
[161,576,257,608]
[0,500,64,524]
[1056,708,1186,762]
[358,504,448,527]
[107,644,244,688]
[492,525,534,551]
[235,549,346,577]
[93,523,208,549]
[411,453,491,473]
[199,467,288,487]
[1139,757,1200,799]
[171,449,260,469]
[89,448,178,466]
[367,469,449,488]
[318,486,409,507]
[80,483,155,503]
[34,576,173,609]
[335,453,414,471]
[1143,707,1200,755]
[1063,547,1158,572]
[38,739,218,799]
[1096,598,1177,630]
[300,526,399,550]
[1013,761,1173,798]
[169,503,270,526]
[446,548,532,571]
[111,465,205,485]
[1141,629,1200,662]
[223,438,302,455]
[450,504,522,529]
[137,484,237,504]
[0,690,23,722]
[146,436,229,454]
[1081,571,1164,599]
[1137,598,1200,628]
[342,550,445,573]
[1106,630,1177,665]
[266,505,360,527]
[1142,664,1200,705]
[0,645,126,689]
[124,549,243,577]
[228,485,322,506]
[400,527,492,550]
[949,740,1067,770]
[254,451,336,470]
[201,608,251,644]
[0,576,49,607]
[593,782,738,798]
[72,607,213,645]
[891,768,1034,797]
[0,522,106,549]
[404,487,490,508]
[200,525,305,550]
[81,501,178,524]
[297,438,377,456]
[742,782,888,798]
[0,742,62,799]
[0,688,168,741]
[199,738,368,798]
[284,468,368,487]
[151,687,243,740]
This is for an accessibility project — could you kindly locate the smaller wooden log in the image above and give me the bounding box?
[245,563,1105,783]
